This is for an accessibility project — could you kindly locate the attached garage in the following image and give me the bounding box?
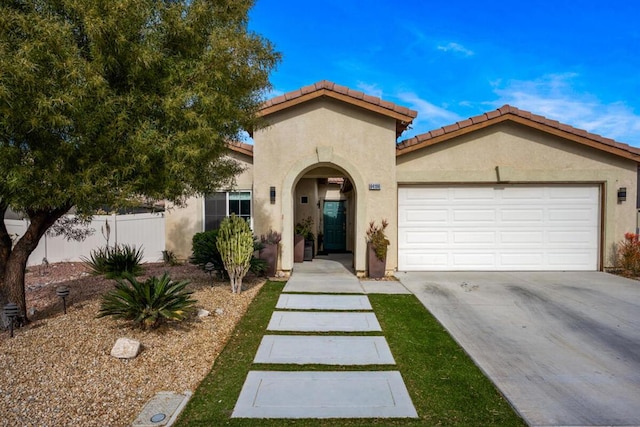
[398,185,601,271]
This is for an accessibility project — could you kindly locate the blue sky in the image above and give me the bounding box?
[248,0,640,146]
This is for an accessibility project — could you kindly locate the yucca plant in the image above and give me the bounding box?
[83,244,144,279]
[97,273,196,329]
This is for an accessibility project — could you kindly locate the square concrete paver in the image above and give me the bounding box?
[232,371,418,418]
[283,275,364,293]
[254,335,395,365]
[276,294,372,310]
[267,311,381,332]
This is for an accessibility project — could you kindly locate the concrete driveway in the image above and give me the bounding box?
[395,271,640,427]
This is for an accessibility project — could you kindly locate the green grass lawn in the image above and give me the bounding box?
[174,281,525,426]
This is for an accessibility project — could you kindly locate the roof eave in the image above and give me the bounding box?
[397,111,640,163]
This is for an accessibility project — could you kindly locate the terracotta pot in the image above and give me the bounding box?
[259,243,278,277]
[294,234,305,263]
[367,242,387,278]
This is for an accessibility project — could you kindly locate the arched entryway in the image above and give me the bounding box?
[280,151,366,275]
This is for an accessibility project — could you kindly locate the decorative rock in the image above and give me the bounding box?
[214,308,224,316]
[111,338,141,359]
[197,309,210,318]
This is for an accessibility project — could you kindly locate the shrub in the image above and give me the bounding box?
[97,273,196,329]
[618,232,640,275]
[162,250,180,266]
[83,244,144,279]
[190,230,225,278]
[260,229,282,245]
[295,216,314,240]
[366,219,390,261]
[216,214,254,293]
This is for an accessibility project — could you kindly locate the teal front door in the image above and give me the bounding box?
[323,200,346,252]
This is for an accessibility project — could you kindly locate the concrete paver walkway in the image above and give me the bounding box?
[267,311,382,332]
[254,335,395,365]
[233,371,417,419]
[276,294,372,310]
[232,255,417,419]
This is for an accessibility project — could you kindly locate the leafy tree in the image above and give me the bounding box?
[0,0,279,323]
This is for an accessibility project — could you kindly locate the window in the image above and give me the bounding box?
[204,191,251,230]
[301,196,309,204]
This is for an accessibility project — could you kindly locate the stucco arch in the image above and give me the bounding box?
[281,151,367,273]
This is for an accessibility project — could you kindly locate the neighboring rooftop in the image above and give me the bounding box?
[227,140,253,157]
[397,105,640,161]
[259,80,418,137]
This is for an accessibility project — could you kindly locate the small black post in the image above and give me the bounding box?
[4,303,19,338]
[56,286,70,315]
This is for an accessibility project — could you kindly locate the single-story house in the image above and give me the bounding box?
[165,80,640,275]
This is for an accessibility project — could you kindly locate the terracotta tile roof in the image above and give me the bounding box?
[260,80,418,137]
[226,140,253,157]
[397,105,640,161]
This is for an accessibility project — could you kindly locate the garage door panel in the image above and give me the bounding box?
[548,231,594,244]
[452,253,496,267]
[499,231,544,244]
[452,187,495,200]
[403,252,448,268]
[501,187,546,200]
[501,209,544,222]
[398,185,599,271]
[499,253,545,267]
[453,231,495,244]
[404,231,448,245]
[403,208,448,223]
[453,209,495,222]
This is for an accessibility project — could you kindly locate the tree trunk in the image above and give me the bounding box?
[0,205,70,326]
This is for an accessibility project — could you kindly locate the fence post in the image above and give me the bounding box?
[112,213,118,247]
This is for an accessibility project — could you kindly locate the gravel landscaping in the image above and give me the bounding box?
[1,262,265,426]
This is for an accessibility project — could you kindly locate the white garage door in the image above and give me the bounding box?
[398,185,600,271]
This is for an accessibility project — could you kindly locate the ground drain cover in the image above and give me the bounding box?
[132,391,191,427]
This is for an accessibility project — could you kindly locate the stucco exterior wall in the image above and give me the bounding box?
[396,122,638,268]
[253,98,398,274]
[164,151,254,259]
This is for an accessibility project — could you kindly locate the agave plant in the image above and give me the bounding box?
[97,273,196,329]
[83,244,144,279]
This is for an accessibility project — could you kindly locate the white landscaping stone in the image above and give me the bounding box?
[197,309,210,318]
[110,338,141,359]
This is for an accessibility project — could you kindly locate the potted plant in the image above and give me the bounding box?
[366,219,389,278]
[295,216,314,262]
[259,229,281,277]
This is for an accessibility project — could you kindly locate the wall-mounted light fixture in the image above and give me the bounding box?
[270,186,276,204]
[618,187,627,203]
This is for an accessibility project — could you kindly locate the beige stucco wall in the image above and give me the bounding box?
[396,122,638,268]
[253,98,398,274]
[164,151,254,259]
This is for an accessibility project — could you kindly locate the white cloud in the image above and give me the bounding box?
[357,82,383,98]
[437,42,474,57]
[396,92,462,137]
[492,74,640,145]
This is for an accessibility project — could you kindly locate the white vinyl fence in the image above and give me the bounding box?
[6,213,165,266]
